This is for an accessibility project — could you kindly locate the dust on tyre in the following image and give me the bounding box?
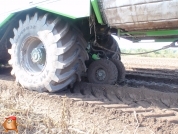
[87,59,118,84]
[111,59,125,83]
[8,13,88,92]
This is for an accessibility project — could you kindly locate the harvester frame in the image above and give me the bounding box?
[0,0,177,92]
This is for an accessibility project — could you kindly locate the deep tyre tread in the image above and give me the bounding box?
[8,13,88,92]
[87,59,118,85]
[110,59,125,83]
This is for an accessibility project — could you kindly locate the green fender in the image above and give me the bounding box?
[0,0,103,28]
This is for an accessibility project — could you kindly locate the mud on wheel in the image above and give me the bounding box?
[105,35,125,83]
[8,13,88,92]
[111,59,125,83]
[87,59,118,84]
[94,35,125,83]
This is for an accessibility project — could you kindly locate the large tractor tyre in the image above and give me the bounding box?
[8,13,88,92]
[110,59,125,83]
[87,59,118,84]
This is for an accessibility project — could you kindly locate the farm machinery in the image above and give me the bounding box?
[0,0,177,92]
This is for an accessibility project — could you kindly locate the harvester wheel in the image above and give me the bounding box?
[87,59,118,84]
[110,59,125,83]
[8,13,88,92]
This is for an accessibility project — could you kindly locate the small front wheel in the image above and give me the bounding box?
[87,59,118,84]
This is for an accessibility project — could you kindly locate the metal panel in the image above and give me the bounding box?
[0,0,90,18]
[38,0,90,19]
[0,0,90,29]
[102,0,178,31]
[0,0,55,15]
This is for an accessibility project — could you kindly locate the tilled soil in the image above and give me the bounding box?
[0,75,178,134]
[122,56,178,93]
[122,56,178,71]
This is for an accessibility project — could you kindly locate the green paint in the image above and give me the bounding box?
[147,30,178,36]
[91,0,104,24]
[92,54,100,60]
[121,29,178,36]
[120,29,178,42]
[154,38,178,42]
[37,7,76,19]
[117,29,121,37]
[0,14,14,28]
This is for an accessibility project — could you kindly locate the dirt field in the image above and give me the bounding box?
[122,56,178,89]
[0,74,178,133]
[122,56,178,71]
[0,56,178,133]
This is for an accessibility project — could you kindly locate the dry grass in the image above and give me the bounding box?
[0,84,152,134]
[0,82,86,134]
[0,81,143,134]
[0,86,59,134]
[0,79,177,134]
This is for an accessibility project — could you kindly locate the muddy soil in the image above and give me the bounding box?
[122,56,178,71]
[0,75,178,134]
[121,56,178,93]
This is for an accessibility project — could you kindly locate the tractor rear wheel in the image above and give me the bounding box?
[8,13,88,92]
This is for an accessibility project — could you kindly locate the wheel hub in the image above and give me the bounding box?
[31,48,45,64]
[96,69,106,81]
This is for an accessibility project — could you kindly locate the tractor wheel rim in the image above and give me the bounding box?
[20,37,46,75]
[96,68,106,81]
[31,47,46,64]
